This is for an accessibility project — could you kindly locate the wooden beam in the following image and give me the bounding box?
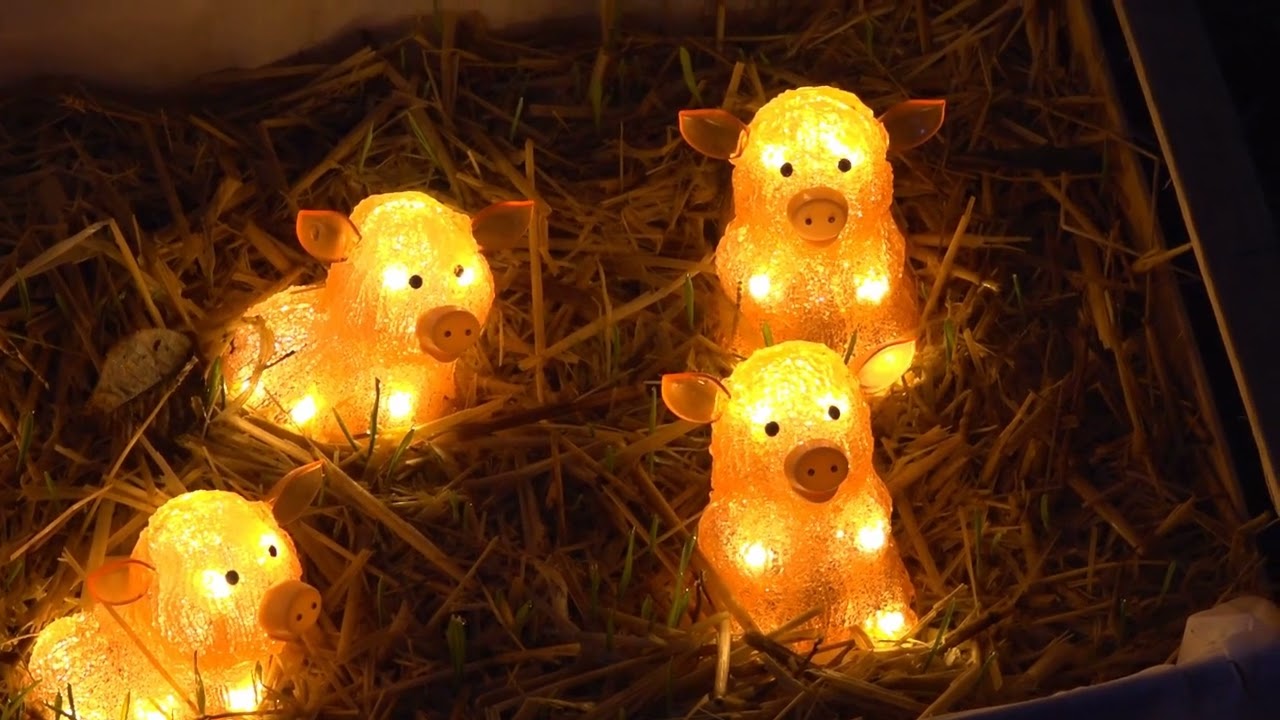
[1113,0,1280,513]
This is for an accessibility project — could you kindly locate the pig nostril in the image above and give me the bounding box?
[804,217,813,225]
[827,216,836,224]
[296,613,303,621]
[807,468,815,476]
[830,465,839,472]
[443,330,452,338]
[465,329,473,336]
[312,601,318,609]
[225,570,239,585]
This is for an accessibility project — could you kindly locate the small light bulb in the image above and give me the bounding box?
[747,274,771,300]
[223,677,259,712]
[855,524,886,552]
[387,391,414,420]
[739,541,771,571]
[382,265,409,290]
[201,569,232,599]
[457,265,476,287]
[289,395,317,425]
[874,609,906,640]
[854,274,889,304]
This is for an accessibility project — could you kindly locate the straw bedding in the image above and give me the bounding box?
[0,1,1270,718]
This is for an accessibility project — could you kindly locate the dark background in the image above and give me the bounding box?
[1093,0,1280,582]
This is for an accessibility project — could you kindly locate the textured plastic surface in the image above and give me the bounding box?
[222,191,498,443]
[662,341,916,643]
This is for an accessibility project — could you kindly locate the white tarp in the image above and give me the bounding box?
[0,0,729,91]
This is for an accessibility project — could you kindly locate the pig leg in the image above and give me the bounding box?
[26,612,174,720]
[222,287,327,424]
[321,357,458,443]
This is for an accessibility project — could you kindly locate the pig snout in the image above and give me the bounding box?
[415,305,482,362]
[786,187,849,244]
[258,579,322,641]
[784,440,850,502]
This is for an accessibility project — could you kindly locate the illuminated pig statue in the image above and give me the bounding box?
[222,191,534,444]
[661,340,916,644]
[679,87,945,395]
[25,464,325,720]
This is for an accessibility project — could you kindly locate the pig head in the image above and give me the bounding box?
[661,340,879,505]
[295,191,534,363]
[679,86,944,246]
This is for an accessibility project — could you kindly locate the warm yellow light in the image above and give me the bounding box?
[221,193,536,444]
[26,487,324,720]
[387,391,414,420]
[854,273,889,304]
[222,674,259,712]
[868,609,908,641]
[858,339,918,396]
[201,569,234,599]
[289,394,317,425]
[747,273,771,300]
[855,524,887,552]
[679,87,945,396]
[661,341,918,645]
[381,264,410,290]
[739,541,773,571]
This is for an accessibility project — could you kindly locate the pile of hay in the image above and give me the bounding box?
[1,2,1270,718]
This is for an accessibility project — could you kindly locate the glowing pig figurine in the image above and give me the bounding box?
[222,191,534,443]
[25,465,325,720]
[661,340,916,643]
[679,87,945,395]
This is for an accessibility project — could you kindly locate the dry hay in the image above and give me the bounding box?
[0,1,1271,718]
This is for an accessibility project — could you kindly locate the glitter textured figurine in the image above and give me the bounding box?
[679,87,945,395]
[25,463,326,720]
[661,341,916,643]
[222,191,535,443]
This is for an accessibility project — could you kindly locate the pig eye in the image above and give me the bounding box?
[828,405,841,420]
[225,570,239,586]
[779,162,794,178]
[764,421,780,437]
[268,545,278,558]
[837,158,852,173]
[408,274,424,289]
[453,264,465,278]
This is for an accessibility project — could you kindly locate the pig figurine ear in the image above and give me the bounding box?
[267,460,325,526]
[471,199,535,251]
[879,99,946,153]
[86,558,155,607]
[661,372,730,424]
[296,210,360,263]
[678,109,749,161]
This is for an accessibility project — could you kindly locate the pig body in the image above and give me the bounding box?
[26,480,325,720]
[222,191,533,444]
[680,86,945,395]
[662,341,917,643]
[715,212,920,389]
